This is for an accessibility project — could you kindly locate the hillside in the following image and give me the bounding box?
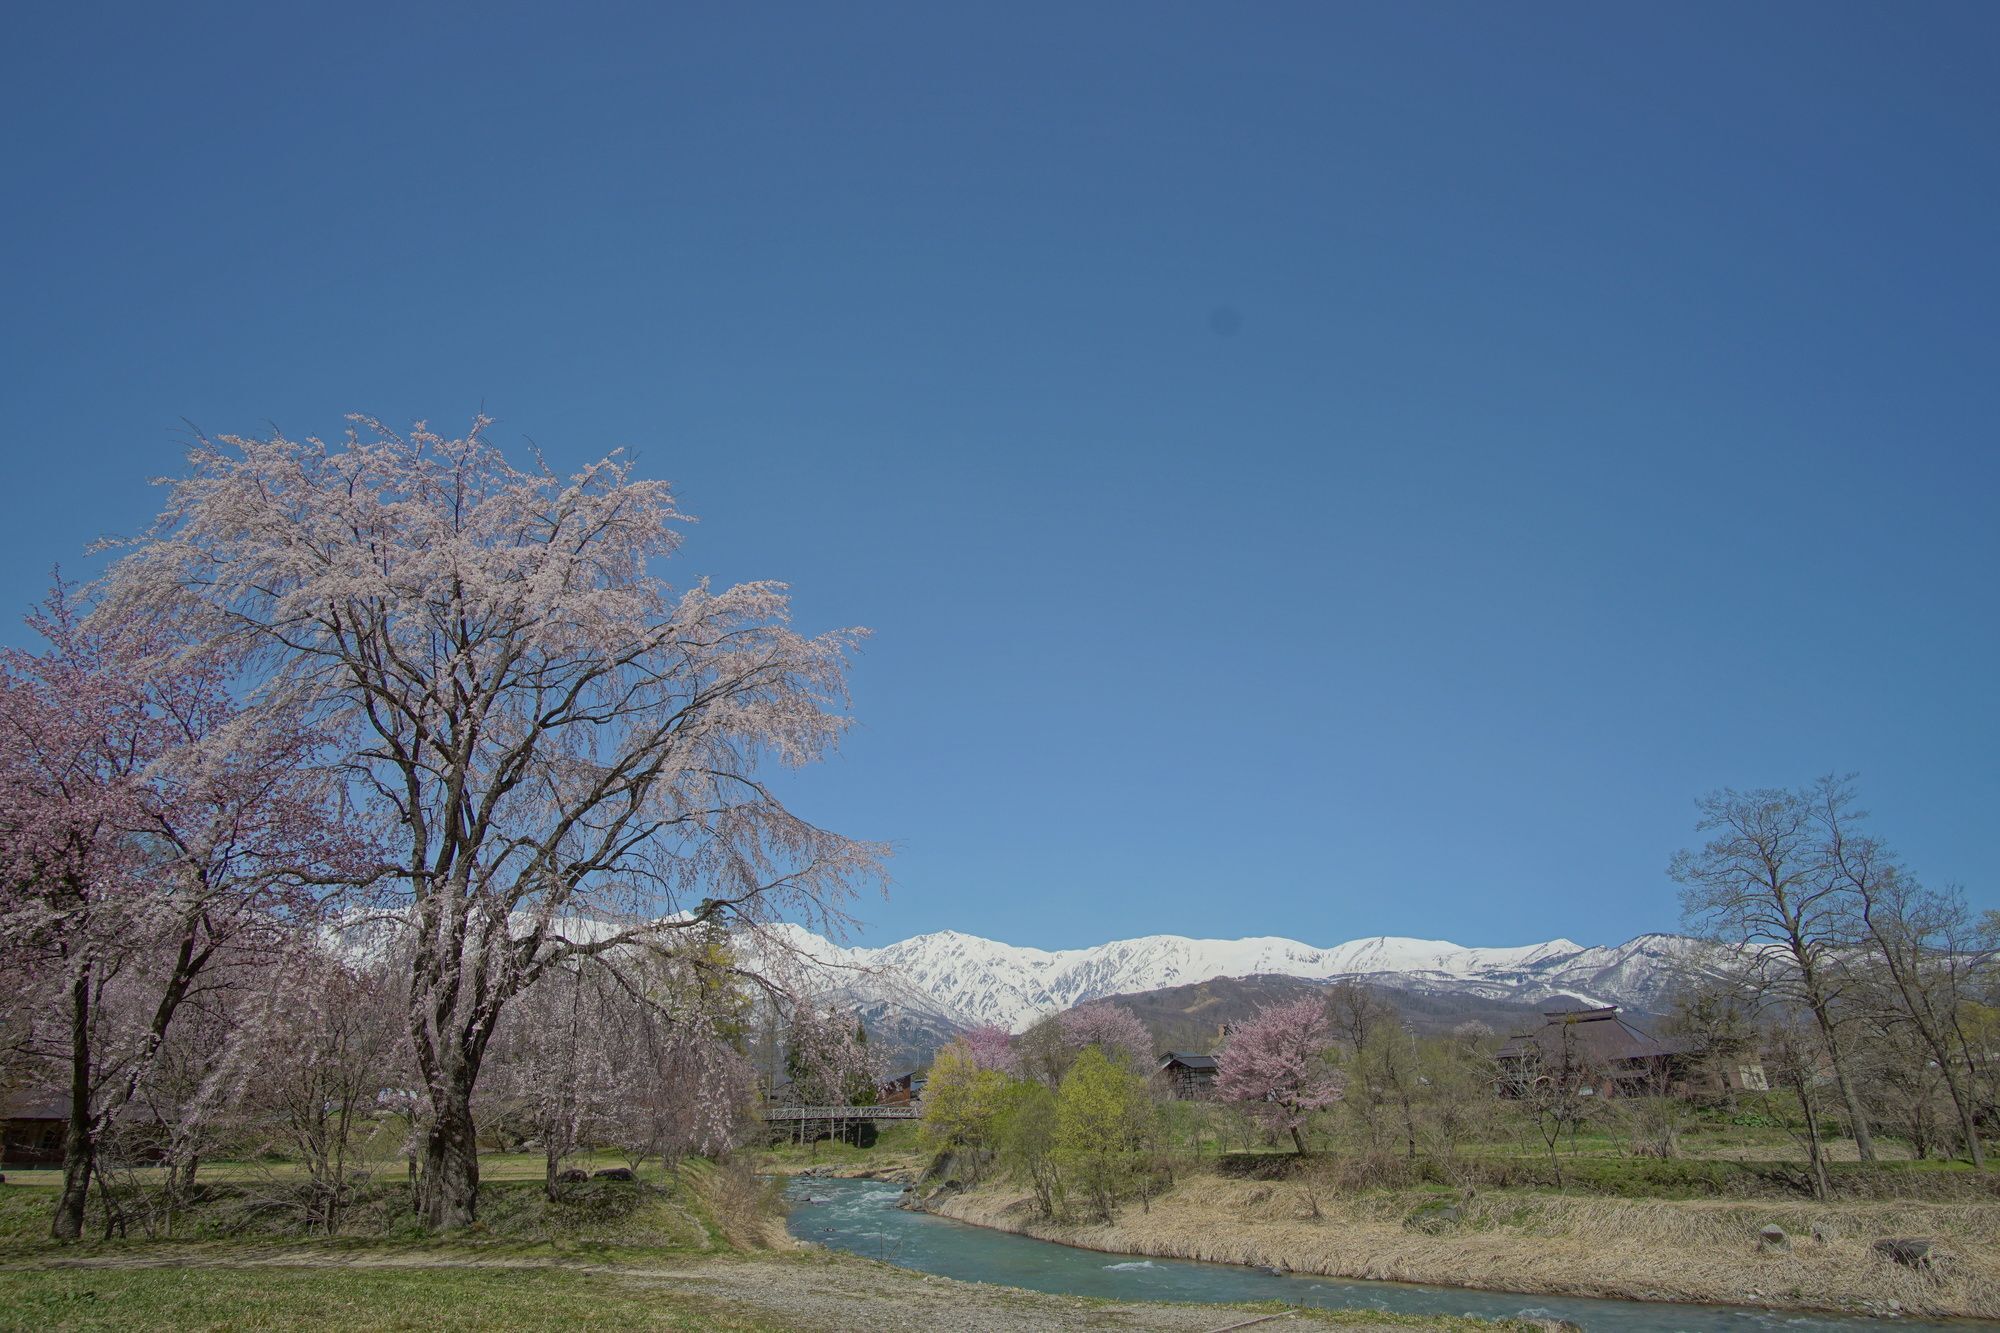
[1091,973,1613,1055]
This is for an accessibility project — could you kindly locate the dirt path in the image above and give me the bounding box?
[8,1247,1483,1332]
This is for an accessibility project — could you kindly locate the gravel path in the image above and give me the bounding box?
[15,1246,1475,1331]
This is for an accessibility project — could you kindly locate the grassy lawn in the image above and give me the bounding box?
[1,1150,648,1191]
[0,1158,782,1262]
[0,1264,780,1332]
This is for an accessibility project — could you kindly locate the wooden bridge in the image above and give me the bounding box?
[763,1103,918,1144]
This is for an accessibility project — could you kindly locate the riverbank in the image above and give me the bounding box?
[0,1164,1518,1332]
[921,1170,2000,1321]
[0,1245,1545,1331]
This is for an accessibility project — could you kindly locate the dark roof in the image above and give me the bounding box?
[1,1093,68,1122]
[1160,1052,1218,1070]
[1494,1007,1676,1066]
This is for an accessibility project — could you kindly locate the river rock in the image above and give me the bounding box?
[1873,1238,1941,1269]
[1757,1224,1790,1253]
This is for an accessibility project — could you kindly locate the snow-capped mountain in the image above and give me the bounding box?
[772,925,1713,1033]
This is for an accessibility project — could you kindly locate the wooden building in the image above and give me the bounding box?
[877,1070,927,1106]
[1494,1006,1692,1098]
[1,1093,67,1168]
[1157,1051,1219,1100]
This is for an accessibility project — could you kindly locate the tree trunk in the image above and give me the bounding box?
[1807,1000,1876,1164]
[52,969,92,1242]
[418,1079,481,1230]
[545,1141,563,1201]
[1289,1124,1306,1155]
[1794,1073,1832,1201]
[1943,1073,1986,1170]
[1824,1043,1877,1164]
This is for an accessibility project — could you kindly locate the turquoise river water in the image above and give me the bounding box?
[786,1176,1984,1331]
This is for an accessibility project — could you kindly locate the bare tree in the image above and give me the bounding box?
[1762,1016,1835,1200]
[1671,786,1877,1162]
[1494,1016,1601,1189]
[1326,981,1397,1154]
[103,416,887,1228]
[1662,979,1759,1109]
[1813,777,1991,1168]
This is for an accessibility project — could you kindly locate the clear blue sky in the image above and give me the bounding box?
[3,3,1995,950]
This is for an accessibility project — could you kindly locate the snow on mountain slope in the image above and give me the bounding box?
[773,924,1708,1032]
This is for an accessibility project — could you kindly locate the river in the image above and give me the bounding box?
[785,1177,1975,1331]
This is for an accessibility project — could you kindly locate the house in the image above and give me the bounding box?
[1494,1006,1692,1098]
[878,1071,927,1106]
[1157,1051,1219,1100]
[1,1093,67,1168]
[1722,1058,1770,1092]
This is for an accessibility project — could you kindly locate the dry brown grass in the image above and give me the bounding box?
[692,1160,796,1251]
[932,1171,2000,1319]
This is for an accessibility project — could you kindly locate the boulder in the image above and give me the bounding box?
[1873,1238,1941,1270]
[592,1167,637,1182]
[556,1168,589,1184]
[1757,1224,1790,1253]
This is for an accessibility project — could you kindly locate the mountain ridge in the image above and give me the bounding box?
[772,923,1708,1035]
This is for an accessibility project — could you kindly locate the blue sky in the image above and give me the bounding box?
[3,3,1995,950]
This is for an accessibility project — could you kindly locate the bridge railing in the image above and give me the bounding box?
[762,1103,921,1121]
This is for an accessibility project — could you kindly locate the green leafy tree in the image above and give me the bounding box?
[994,1078,1062,1217]
[920,1042,1008,1176]
[1053,1046,1156,1222]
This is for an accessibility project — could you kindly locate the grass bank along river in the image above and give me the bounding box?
[836,1171,1999,1327]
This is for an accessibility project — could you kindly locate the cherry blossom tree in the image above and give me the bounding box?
[234,954,404,1231]
[0,585,361,1240]
[485,964,638,1196]
[638,1019,758,1165]
[1058,1003,1154,1073]
[100,417,887,1228]
[783,1002,882,1106]
[1216,995,1344,1154]
[959,1024,1019,1075]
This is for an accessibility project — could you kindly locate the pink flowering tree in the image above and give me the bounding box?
[101,416,887,1229]
[487,937,760,1189]
[487,964,645,1196]
[1216,995,1344,1154]
[639,1020,757,1165]
[1059,1003,1155,1073]
[0,585,365,1240]
[783,1002,883,1106]
[959,1024,1019,1075]
[228,953,405,1231]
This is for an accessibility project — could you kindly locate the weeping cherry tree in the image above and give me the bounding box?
[102,415,887,1228]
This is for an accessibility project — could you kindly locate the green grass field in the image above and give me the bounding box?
[0,1264,782,1332]
[0,1155,782,1264]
